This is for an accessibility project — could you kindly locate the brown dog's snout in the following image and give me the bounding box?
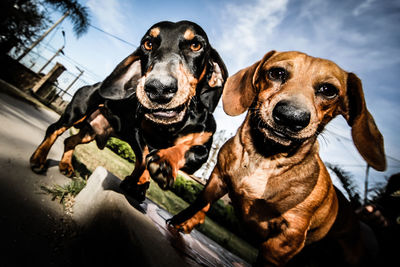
[144,79,178,104]
[272,100,311,132]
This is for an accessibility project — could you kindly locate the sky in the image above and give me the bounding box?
[38,0,400,199]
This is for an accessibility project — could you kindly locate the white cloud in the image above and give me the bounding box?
[353,0,376,16]
[216,0,289,72]
[217,0,400,74]
[86,0,129,47]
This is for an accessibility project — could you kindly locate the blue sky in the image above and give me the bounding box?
[41,0,400,198]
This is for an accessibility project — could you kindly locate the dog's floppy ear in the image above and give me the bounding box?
[344,73,386,171]
[99,48,142,100]
[199,48,229,112]
[222,50,276,116]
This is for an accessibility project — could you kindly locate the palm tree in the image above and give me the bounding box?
[43,0,90,38]
[14,0,91,60]
[0,0,48,55]
[0,0,90,57]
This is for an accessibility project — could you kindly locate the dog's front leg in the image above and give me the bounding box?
[120,144,150,202]
[168,166,227,233]
[256,219,309,267]
[146,132,213,189]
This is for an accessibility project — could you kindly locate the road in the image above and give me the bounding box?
[0,83,250,266]
[0,84,74,266]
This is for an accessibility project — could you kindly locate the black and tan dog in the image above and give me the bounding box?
[169,51,386,266]
[30,21,227,200]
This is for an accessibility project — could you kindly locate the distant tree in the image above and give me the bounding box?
[43,0,90,38]
[0,0,48,55]
[0,0,90,56]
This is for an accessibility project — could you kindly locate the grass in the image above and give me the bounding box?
[45,136,257,263]
[41,178,87,200]
[73,141,134,177]
[41,177,87,215]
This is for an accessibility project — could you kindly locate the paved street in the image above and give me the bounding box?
[0,85,75,266]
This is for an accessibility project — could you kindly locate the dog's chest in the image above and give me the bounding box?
[231,157,282,199]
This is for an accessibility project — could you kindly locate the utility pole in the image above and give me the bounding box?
[60,67,84,98]
[17,11,70,61]
[37,31,66,74]
[364,164,370,205]
[37,45,64,74]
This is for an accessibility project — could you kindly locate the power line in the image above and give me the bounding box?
[325,129,352,142]
[326,128,400,166]
[60,53,102,80]
[336,136,364,164]
[39,42,102,81]
[38,23,138,80]
[89,24,137,48]
[387,155,400,164]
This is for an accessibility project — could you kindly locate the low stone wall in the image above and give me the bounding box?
[0,55,42,91]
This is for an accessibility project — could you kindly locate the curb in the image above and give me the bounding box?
[73,167,188,267]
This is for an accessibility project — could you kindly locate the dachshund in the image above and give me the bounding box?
[30,21,228,201]
[168,51,386,266]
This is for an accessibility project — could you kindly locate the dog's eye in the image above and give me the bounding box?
[267,67,288,83]
[143,40,153,51]
[190,41,202,52]
[316,83,338,99]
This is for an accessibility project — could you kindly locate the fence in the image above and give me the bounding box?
[9,43,99,104]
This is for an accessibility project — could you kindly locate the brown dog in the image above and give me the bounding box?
[168,51,386,266]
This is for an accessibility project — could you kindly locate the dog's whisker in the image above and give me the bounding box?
[316,131,330,147]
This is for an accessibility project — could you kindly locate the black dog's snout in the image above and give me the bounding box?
[273,100,311,132]
[145,80,178,104]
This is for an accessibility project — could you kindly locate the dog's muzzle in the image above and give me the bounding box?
[255,100,312,146]
[144,79,178,105]
[142,78,187,124]
[272,100,311,132]
[137,57,197,125]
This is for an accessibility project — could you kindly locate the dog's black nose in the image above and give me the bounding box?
[145,80,178,104]
[273,100,311,132]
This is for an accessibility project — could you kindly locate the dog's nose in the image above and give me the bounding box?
[144,80,178,104]
[272,100,311,132]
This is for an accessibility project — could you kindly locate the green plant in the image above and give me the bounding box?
[171,174,203,203]
[105,137,136,163]
[41,177,87,213]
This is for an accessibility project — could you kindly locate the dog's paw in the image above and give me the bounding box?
[30,156,48,174]
[146,150,177,190]
[167,211,206,233]
[166,216,180,227]
[268,217,288,236]
[30,161,48,174]
[120,179,149,203]
[166,217,187,233]
[59,161,75,177]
